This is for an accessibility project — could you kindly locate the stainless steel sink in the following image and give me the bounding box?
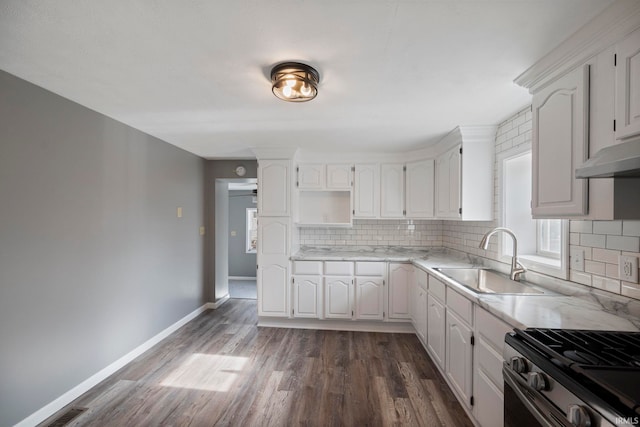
[434,268,548,295]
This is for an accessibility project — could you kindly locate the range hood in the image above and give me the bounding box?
[575,139,640,178]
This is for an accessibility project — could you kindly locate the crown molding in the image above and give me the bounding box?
[514,0,640,93]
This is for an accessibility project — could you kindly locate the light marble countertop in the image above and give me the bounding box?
[291,246,640,332]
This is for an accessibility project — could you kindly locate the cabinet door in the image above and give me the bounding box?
[324,276,353,319]
[405,159,435,218]
[427,294,446,369]
[436,147,461,218]
[297,164,324,190]
[615,27,640,140]
[532,65,589,217]
[293,275,321,318]
[259,160,290,216]
[446,311,473,408]
[380,164,405,218]
[473,364,504,427]
[353,164,379,218]
[326,164,352,190]
[388,263,413,319]
[257,217,290,317]
[355,277,384,320]
[415,284,428,345]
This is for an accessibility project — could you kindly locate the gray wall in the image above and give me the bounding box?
[229,191,257,277]
[204,161,258,302]
[0,70,206,426]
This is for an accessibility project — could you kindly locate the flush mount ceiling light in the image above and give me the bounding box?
[270,62,319,102]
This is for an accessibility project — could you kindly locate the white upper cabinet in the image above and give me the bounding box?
[615,27,640,140]
[353,164,380,218]
[434,127,495,221]
[326,164,353,190]
[297,164,324,189]
[297,163,352,190]
[532,65,589,218]
[380,164,405,218]
[405,159,435,219]
[259,160,290,217]
[436,145,461,219]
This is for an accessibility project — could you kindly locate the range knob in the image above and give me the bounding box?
[510,356,529,373]
[527,372,548,391]
[567,404,591,427]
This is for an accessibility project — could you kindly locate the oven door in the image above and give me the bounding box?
[503,365,572,427]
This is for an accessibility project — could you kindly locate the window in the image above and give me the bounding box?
[500,146,568,279]
[246,208,257,253]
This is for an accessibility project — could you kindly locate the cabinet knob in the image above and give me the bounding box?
[566,405,591,427]
[509,356,529,373]
[527,372,548,391]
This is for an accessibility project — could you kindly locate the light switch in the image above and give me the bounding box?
[570,248,584,271]
[230,230,237,236]
[199,226,205,236]
[177,207,183,218]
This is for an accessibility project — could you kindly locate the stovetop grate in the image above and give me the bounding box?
[520,328,640,368]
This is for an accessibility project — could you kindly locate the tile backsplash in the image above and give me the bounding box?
[298,106,640,300]
[299,219,443,247]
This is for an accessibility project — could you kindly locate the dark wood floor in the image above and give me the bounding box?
[41,300,473,427]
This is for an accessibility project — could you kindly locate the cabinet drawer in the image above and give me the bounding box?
[476,338,505,392]
[428,276,446,302]
[324,261,354,276]
[476,307,512,353]
[293,261,323,275]
[447,289,473,326]
[355,262,385,276]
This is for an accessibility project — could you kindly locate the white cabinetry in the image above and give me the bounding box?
[434,127,495,221]
[427,294,446,369]
[297,164,324,189]
[324,276,353,319]
[380,164,405,218]
[293,275,322,318]
[353,164,380,218]
[326,164,353,190]
[473,307,512,427]
[532,65,589,217]
[405,159,435,218]
[412,268,428,345]
[445,288,474,409]
[354,262,385,320]
[257,217,290,317]
[258,160,291,217]
[436,145,461,218]
[388,263,413,319]
[615,27,640,140]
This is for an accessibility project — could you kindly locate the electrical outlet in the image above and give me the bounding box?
[230,230,237,236]
[570,248,585,271]
[177,207,183,218]
[619,255,639,283]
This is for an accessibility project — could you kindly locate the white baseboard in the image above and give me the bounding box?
[228,276,257,281]
[210,294,230,309]
[16,304,210,427]
[257,317,415,333]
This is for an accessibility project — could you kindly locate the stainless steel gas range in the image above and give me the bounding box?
[504,328,640,427]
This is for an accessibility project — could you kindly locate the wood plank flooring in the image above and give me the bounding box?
[40,300,473,427]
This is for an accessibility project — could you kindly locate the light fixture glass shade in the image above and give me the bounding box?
[271,62,319,102]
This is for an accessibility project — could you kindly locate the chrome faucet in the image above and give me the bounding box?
[479,227,526,281]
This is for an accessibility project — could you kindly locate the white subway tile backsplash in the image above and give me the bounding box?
[593,220,622,235]
[592,276,621,294]
[580,233,606,248]
[584,260,606,276]
[570,220,593,233]
[623,221,640,237]
[591,247,620,264]
[606,235,640,252]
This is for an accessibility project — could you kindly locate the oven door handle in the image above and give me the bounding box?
[503,365,572,427]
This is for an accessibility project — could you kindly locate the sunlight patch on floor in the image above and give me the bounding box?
[161,353,248,392]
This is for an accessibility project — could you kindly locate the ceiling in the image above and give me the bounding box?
[0,1,614,159]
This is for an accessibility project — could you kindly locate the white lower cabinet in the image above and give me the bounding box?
[324,276,353,319]
[388,263,414,319]
[426,293,446,369]
[446,310,473,408]
[412,268,428,345]
[292,275,322,318]
[355,277,384,320]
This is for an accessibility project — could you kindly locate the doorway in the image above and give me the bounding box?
[215,179,257,300]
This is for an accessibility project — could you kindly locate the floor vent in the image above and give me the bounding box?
[46,407,88,426]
